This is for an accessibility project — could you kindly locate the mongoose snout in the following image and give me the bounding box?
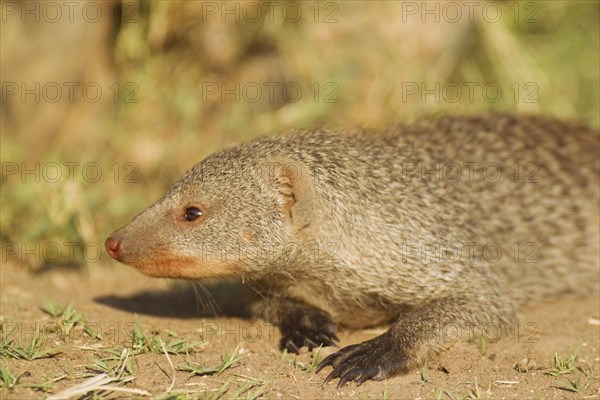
[105,237,121,260]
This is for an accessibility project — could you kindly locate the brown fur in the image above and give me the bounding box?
[106,113,599,386]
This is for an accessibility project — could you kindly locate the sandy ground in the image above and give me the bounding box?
[1,261,599,399]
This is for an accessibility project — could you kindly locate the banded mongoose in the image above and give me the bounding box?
[105,113,600,387]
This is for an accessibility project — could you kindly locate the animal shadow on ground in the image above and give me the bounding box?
[94,279,256,319]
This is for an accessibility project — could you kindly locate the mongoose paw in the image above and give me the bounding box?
[279,309,338,354]
[316,332,405,387]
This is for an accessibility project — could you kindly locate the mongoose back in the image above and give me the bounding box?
[106,113,599,386]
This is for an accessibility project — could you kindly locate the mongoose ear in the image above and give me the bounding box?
[272,158,316,232]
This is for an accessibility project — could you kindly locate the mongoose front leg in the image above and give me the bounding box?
[253,297,339,353]
[317,297,516,387]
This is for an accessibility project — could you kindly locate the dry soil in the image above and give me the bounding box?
[1,261,599,399]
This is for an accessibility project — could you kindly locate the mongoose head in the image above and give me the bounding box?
[105,140,316,280]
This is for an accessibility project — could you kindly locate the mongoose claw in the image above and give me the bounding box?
[317,332,403,387]
[279,309,338,354]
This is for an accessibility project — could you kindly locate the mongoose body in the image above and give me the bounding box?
[106,114,599,386]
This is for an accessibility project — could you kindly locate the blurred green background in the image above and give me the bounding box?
[1,0,599,269]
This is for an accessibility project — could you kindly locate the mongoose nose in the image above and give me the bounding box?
[105,237,121,260]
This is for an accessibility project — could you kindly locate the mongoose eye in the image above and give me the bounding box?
[184,207,203,221]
